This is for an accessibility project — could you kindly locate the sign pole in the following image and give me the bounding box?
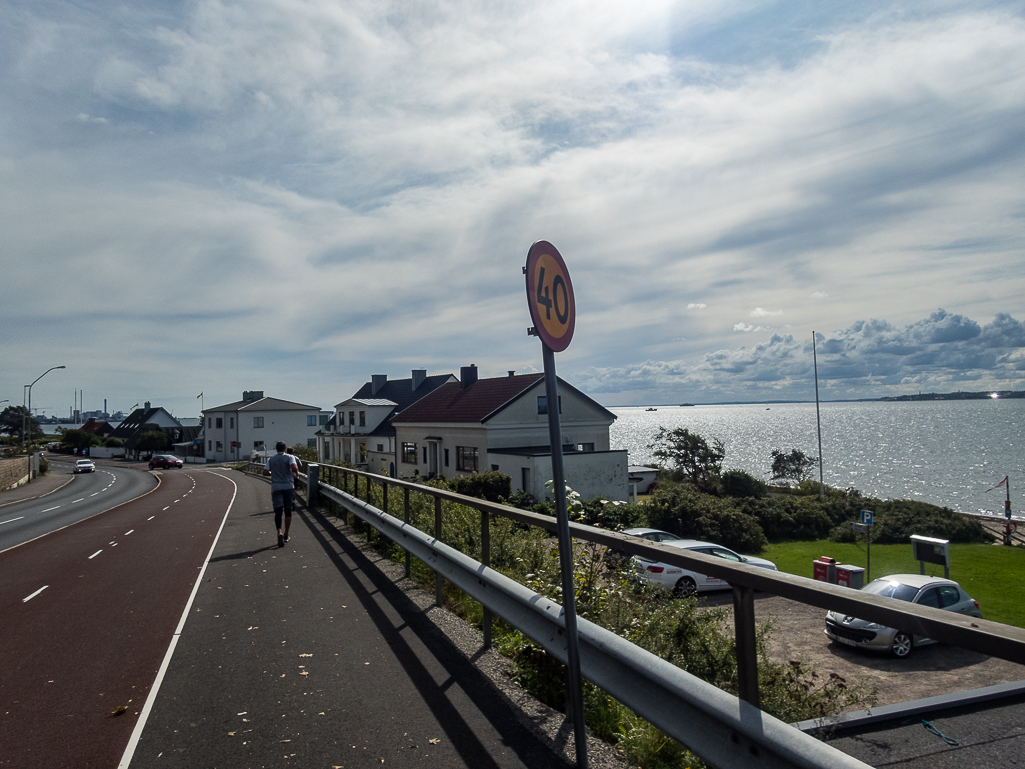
[524,240,587,768]
[542,344,588,768]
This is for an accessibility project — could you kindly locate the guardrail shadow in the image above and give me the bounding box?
[297,502,576,769]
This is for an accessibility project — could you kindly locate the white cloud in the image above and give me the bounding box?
[1,2,1024,414]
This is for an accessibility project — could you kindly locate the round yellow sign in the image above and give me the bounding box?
[525,241,575,352]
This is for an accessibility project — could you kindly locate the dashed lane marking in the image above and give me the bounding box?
[42,506,60,512]
[23,586,48,602]
[89,550,102,559]
[147,516,154,521]
[72,498,85,503]
[1,517,26,526]
[125,530,134,536]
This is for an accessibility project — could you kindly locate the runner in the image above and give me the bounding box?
[263,441,298,547]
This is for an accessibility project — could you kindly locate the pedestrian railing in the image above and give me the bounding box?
[248,462,1025,769]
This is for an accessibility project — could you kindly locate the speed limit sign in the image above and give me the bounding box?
[525,241,575,352]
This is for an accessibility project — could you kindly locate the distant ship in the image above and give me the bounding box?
[645,407,657,411]
[680,403,695,407]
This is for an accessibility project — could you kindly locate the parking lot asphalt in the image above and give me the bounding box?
[124,470,596,769]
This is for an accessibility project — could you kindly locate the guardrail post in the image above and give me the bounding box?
[435,496,443,608]
[482,508,492,649]
[381,479,388,517]
[733,585,760,708]
[404,487,411,579]
[307,464,319,506]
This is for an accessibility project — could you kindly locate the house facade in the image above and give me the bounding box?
[317,370,456,474]
[390,366,628,501]
[202,391,330,463]
[108,403,186,458]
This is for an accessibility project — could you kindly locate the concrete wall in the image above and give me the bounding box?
[0,456,31,491]
[495,450,629,501]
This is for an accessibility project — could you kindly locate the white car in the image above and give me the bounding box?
[74,459,96,473]
[630,533,778,596]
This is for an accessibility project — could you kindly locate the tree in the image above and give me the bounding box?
[770,448,818,487]
[0,406,42,440]
[61,429,100,451]
[648,427,726,492]
[135,428,170,453]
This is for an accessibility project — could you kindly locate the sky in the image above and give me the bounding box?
[2,0,1024,419]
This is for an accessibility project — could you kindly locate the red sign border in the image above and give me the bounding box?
[525,240,575,352]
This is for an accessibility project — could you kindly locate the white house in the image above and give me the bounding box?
[317,370,457,474]
[390,366,628,501]
[202,391,330,463]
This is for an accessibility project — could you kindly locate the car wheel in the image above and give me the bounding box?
[674,576,697,598]
[891,631,914,658]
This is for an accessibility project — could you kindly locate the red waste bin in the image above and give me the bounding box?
[812,556,838,583]
[836,564,865,589]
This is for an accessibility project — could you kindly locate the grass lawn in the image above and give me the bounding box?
[762,540,1025,629]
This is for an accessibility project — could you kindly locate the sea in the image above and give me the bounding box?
[609,399,1024,520]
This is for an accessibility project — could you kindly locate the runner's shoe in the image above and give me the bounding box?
[283,534,289,544]
[278,532,284,547]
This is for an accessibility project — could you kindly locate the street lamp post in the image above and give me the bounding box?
[23,366,66,452]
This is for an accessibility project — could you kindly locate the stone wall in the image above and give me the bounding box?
[1,456,31,491]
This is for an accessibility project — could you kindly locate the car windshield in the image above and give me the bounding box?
[862,579,920,602]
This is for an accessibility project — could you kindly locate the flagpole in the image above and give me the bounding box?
[813,331,824,498]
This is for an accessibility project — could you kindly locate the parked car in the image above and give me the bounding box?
[148,454,184,470]
[824,574,982,658]
[74,459,96,473]
[630,535,778,596]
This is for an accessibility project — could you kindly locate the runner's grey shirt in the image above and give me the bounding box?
[264,452,298,491]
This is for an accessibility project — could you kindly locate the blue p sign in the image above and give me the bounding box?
[860,510,874,526]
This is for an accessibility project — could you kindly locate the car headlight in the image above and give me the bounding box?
[863,623,882,630]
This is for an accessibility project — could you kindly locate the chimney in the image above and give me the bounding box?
[243,390,264,402]
[460,365,478,388]
[371,374,387,396]
[508,370,515,377]
[411,369,427,391]
[144,401,151,410]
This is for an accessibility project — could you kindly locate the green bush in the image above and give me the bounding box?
[646,481,768,553]
[447,470,512,503]
[829,499,991,544]
[38,456,49,475]
[738,496,835,541]
[721,469,767,498]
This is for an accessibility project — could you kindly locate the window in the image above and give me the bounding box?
[916,588,941,609]
[423,446,427,464]
[307,438,316,447]
[229,417,234,429]
[207,417,212,428]
[338,412,345,425]
[537,396,561,415]
[216,417,223,428]
[491,464,499,471]
[377,444,384,452]
[320,414,328,425]
[444,448,449,467]
[307,415,317,426]
[323,444,330,460]
[349,411,355,426]
[254,416,264,428]
[215,441,223,452]
[359,411,366,426]
[457,446,478,472]
[401,442,417,464]
[208,440,212,451]
[254,440,265,451]
[577,443,594,452]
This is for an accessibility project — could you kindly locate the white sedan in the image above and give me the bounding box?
[74,459,96,473]
[629,532,777,596]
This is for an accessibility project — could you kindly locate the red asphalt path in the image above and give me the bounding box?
[0,468,237,768]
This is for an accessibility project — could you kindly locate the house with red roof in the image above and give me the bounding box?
[390,365,628,501]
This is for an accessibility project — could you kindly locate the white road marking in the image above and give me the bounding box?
[89,550,102,559]
[125,530,134,536]
[23,586,48,602]
[72,498,85,503]
[163,507,170,511]
[42,506,60,512]
[90,493,99,497]
[147,516,154,521]
[1,517,25,526]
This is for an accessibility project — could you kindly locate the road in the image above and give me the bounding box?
[0,467,238,768]
[0,459,157,553]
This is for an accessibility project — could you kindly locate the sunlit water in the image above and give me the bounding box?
[610,400,1024,518]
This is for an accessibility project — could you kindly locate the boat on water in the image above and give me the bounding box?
[645,407,657,411]
[680,403,695,407]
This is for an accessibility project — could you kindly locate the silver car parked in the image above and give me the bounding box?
[825,574,982,658]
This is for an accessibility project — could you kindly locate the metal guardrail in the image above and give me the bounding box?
[247,462,1025,768]
[312,469,874,769]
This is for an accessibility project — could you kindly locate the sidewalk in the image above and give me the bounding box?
[128,469,623,769]
[0,465,73,508]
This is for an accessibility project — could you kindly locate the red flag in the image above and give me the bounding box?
[985,476,1008,493]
